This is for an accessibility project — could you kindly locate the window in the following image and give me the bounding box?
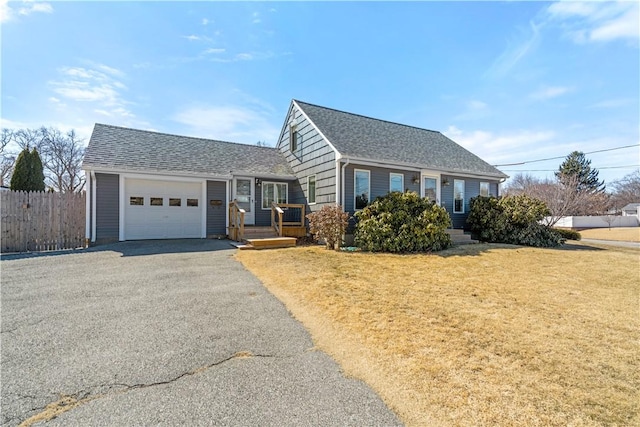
[129,197,144,206]
[150,197,163,206]
[454,180,464,213]
[262,182,288,209]
[390,173,404,192]
[187,198,198,207]
[169,198,181,207]
[289,125,298,152]
[354,169,370,210]
[308,175,316,204]
[424,177,437,203]
[480,182,490,197]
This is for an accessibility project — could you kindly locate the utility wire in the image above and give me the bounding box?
[493,143,640,167]
[502,165,640,172]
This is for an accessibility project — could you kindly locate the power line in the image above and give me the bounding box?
[493,143,640,167]
[502,165,640,172]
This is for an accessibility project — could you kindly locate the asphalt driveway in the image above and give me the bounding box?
[1,240,401,426]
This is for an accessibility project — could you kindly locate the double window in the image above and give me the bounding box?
[262,182,288,209]
[354,169,370,210]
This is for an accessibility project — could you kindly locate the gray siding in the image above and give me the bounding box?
[95,173,119,240]
[277,104,337,213]
[343,164,420,214]
[441,175,500,229]
[206,180,226,236]
[253,179,299,226]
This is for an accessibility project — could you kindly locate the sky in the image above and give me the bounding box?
[1,0,638,186]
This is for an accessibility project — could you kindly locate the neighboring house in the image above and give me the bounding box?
[621,203,640,217]
[82,100,507,243]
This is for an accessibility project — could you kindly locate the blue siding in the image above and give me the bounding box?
[441,175,500,229]
[95,173,119,241]
[343,164,420,214]
[254,179,298,226]
[206,180,226,236]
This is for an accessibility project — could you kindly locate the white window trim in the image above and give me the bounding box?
[480,181,490,197]
[389,172,404,192]
[308,175,316,205]
[421,173,441,205]
[289,125,298,152]
[354,169,371,211]
[454,179,465,214]
[261,181,288,210]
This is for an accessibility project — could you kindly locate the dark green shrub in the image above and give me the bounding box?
[553,228,582,241]
[10,148,45,192]
[307,204,350,250]
[467,195,564,247]
[354,191,451,253]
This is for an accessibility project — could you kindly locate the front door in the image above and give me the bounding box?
[233,177,255,225]
[423,176,438,204]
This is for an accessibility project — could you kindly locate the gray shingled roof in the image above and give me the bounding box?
[83,124,295,177]
[295,100,507,179]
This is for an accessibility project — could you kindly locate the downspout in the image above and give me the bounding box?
[341,158,350,208]
[85,170,91,246]
[91,170,97,243]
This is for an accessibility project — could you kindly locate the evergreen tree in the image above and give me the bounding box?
[10,148,32,191]
[29,148,46,192]
[555,151,605,193]
[9,147,46,191]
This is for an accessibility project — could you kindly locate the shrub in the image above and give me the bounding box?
[553,228,582,241]
[306,204,350,250]
[467,195,564,247]
[354,191,451,253]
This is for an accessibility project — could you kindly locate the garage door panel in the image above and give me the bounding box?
[124,179,203,240]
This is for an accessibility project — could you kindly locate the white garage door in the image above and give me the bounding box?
[125,179,203,240]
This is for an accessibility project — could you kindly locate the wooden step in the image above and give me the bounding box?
[446,229,478,245]
[244,237,297,250]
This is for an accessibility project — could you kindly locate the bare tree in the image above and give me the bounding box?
[504,173,610,226]
[40,127,86,192]
[1,128,15,186]
[609,170,640,211]
[12,128,46,151]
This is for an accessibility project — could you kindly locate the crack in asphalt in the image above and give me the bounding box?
[15,351,274,427]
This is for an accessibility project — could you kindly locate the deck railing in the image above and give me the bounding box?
[271,202,306,237]
[228,200,245,241]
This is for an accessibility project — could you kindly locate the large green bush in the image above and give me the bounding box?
[10,148,45,192]
[354,191,451,253]
[467,195,565,247]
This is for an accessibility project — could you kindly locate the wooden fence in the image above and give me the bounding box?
[1,190,86,253]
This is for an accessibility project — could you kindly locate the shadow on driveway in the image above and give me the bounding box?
[1,238,235,261]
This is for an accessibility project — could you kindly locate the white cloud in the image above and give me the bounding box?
[546,1,639,44]
[530,85,572,100]
[1,0,52,22]
[172,105,279,145]
[445,125,557,165]
[49,64,134,121]
[202,18,209,26]
[203,48,225,55]
[467,100,488,110]
[252,11,261,24]
[485,20,542,79]
[589,98,635,109]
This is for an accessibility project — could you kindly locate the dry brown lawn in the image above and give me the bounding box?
[579,227,640,242]
[236,242,639,427]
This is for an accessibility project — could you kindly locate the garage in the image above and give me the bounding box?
[124,178,203,240]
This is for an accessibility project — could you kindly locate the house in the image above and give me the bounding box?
[621,203,640,217]
[82,100,507,243]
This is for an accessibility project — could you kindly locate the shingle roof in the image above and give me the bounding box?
[82,124,295,178]
[295,100,508,179]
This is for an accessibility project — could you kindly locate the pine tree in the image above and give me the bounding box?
[555,151,605,193]
[9,147,45,191]
[29,148,46,192]
[10,148,32,191]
